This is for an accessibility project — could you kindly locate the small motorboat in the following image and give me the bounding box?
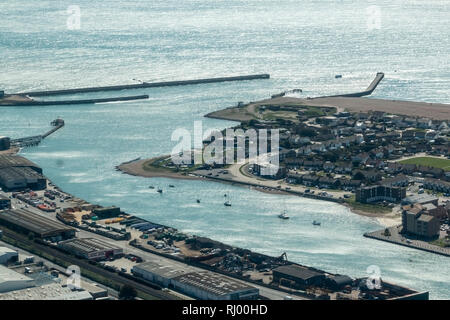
[149,186,155,189]
[196,199,201,204]
[157,188,163,193]
[312,220,321,226]
[278,212,289,220]
[169,185,175,188]
[224,200,231,207]
[335,74,342,79]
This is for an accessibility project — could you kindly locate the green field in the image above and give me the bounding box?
[399,157,450,171]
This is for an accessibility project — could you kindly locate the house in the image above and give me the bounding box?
[380,175,409,187]
[302,174,320,186]
[352,153,369,165]
[318,177,340,189]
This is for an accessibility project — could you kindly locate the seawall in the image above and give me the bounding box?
[18,74,270,97]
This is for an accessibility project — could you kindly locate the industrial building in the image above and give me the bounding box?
[132,261,196,287]
[0,137,10,151]
[272,264,326,289]
[0,155,46,191]
[0,247,18,265]
[0,209,76,241]
[172,271,259,300]
[58,238,123,260]
[0,282,93,300]
[132,261,259,300]
[0,195,10,210]
[0,265,34,293]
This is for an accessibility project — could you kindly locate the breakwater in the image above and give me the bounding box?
[317,72,384,98]
[1,95,149,107]
[18,74,270,97]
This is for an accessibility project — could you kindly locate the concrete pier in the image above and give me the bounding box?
[18,74,270,97]
[318,72,384,98]
[1,95,149,107]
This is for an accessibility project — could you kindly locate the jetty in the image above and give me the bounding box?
[10,119,65,148]
[17,74,270,97]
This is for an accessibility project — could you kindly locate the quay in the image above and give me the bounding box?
[364,226,450,258]
[17,74,270,97]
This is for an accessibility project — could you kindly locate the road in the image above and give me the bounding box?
[4,190,307,300]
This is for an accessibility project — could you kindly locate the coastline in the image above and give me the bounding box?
[117,156,401,227]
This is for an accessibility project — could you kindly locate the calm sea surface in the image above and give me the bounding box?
[1,0,449,298]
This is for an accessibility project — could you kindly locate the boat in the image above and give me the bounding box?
[169,185,175,188]
[157,188,163,193]
[224,193,231,206]
[149,186,155,189]
[312,220,321,226]
[196,199,201,203]
[335,74,342,79]
[278,211,289,220]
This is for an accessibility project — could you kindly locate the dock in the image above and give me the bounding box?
[364,226,450,258]
[11,119,65,148]
[17,74,270,97]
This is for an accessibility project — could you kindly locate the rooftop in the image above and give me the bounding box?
[173,271,257,296]
[133,261,196,279]
[273,264,324,280]
[59,238,120,254]
[0,282,93,300]
[0,265,33,284]
[0,209,75,238]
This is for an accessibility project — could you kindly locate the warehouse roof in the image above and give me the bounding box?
[133,261,195,279]
[273,264,324,281]
[0,282,93,300]
[0,155,41,172]
[0,247,17,256]
[173,271,257,296]
[0,265,33,284]
[58,238,120,254]
[0,209,75,238]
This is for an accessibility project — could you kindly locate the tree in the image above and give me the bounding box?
[119,285,137,300]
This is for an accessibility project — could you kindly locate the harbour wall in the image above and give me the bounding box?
[18,74,270,97]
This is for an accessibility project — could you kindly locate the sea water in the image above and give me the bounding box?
[1,0,449,298]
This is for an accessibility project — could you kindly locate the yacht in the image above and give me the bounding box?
[278,211,289,220]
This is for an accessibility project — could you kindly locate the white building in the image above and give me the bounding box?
[0,282,93,300]
[0,265,34,293]
[0,247,18,265]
